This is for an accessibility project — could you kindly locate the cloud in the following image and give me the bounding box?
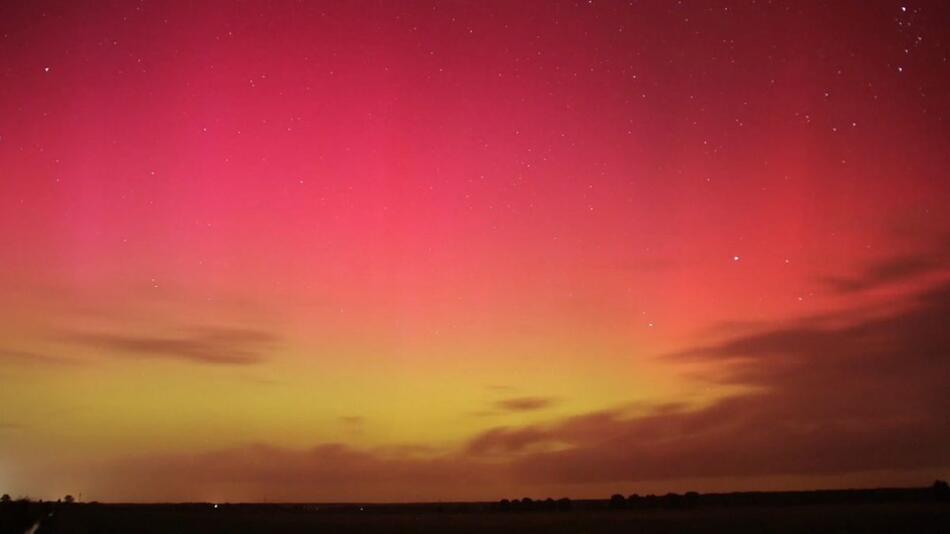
[45,279,949,500]
[468,395,559,418]
[490,280,950,484]
[0,348,78,365]
[466,426,557,456]
[825,253,945,293]
[32,257,950,500]
[59,327,278,365]
[82,443,503,502]
[495,396,557,412]
[823,232,950,293]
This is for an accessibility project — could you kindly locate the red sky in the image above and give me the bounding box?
[1,0,949,502]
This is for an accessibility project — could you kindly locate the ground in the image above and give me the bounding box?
[2,501,948,533]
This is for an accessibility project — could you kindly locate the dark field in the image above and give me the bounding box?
[3,493,949,534]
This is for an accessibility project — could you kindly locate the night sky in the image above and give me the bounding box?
[1,0,949,502]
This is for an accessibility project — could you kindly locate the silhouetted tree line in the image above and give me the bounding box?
[935,480,950,502]
[0,494,76,532]
[494,497,573,511]
[602,482,950,510]
[611,492,701,509]
[0,480,945,525]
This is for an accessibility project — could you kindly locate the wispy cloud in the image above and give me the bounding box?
[59,327,278,365]
[495,396,558,412]
[466,426,557,456]
[85,442,498,502]
[483,279,950,483]
[0,348,79,365]
[45,278,950,500]
[825,253,946,293]
[823,232,950,294]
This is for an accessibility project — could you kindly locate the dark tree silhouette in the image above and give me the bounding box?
[934,480,950,501]
[627,493,641,508]
[0,493,10,503]
[685,491,701,508]
[63,494,75,504]
[662,492,684,508]
[557,497,572,511]
[642,494,659,508]
[609,493,627,509]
